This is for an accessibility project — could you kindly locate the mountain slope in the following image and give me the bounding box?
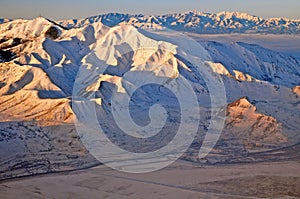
[201,41,300,87]
[224,97,287,151]
[191,97,288,164]
[0,17,299,125]
[0,17,299,178]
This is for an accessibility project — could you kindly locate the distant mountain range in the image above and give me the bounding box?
[54,11,300,34]
[1,11,300,34]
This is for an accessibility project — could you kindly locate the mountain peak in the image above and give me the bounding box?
[228,97,254,109]
[216,11,260,20]
[182,10,206,15]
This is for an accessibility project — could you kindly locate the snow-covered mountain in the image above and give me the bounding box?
[200,41,300,87]
[0,16,299,133]
[0,17,298,114]
[0,16,300,178]
[58,11,300,34]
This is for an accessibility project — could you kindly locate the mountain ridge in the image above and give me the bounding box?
[0,15,300,179]
[55,11,300,34]
[2,11,299,34]
[0,17,299,126]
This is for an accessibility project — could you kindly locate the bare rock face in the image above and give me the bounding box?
[0,50,15,62]
[45,26,60,39]
[223,97,287,151]
[292,86,300,97]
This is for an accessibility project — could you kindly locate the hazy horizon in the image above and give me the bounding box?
[0,0,300,20]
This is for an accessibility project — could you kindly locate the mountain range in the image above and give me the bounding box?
[57,11,300,34]
[0,12,299,179]
[1,11,300,34]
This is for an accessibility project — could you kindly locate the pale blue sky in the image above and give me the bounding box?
[0,0,299,20]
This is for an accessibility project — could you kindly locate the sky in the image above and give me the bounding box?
[0,0,299,20]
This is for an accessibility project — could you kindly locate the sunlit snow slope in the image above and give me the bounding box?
[0,16,299,155]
